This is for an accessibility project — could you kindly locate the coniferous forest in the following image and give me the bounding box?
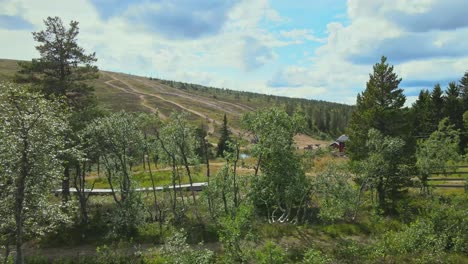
[1,16,467,264]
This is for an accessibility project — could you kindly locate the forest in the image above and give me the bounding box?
[0,17,467,264]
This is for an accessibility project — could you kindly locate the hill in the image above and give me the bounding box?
[0,58,353,145]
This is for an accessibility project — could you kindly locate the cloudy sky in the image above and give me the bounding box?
[1,0,467,105]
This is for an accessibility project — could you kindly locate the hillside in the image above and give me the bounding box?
[0,58,353,146]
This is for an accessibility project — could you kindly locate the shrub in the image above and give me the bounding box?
[162,229,214,264]
[302,248,332,264]
[253,241,287,264]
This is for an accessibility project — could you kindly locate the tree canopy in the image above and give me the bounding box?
[16,16,98,109]
[347,56,407,160]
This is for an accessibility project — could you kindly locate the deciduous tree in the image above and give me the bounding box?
[358,129,408,211]
[416,118,460,194]
[0,83,70,264]
[243,108,310,223]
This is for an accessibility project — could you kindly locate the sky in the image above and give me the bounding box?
[0,0,467,105]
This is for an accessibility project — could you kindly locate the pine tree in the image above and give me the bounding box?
[16,16,100,202]
[217,114,231,157]
[347,56,406,160]
[16,16,98,108]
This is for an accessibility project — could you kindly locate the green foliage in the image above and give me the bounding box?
[0,82,72,263]
[370,195,468,263]
[253,241,287,264]
[333,239,367,264]
[411,89,437,138]
[162,229,214,264]
[95,243,138,264]
[217,114,231,157]
[357,129,409,210]
[243,108,310,223]
[83,111,146,235]
[464,111,468,130]
[416,118,461,192]
[155,78,354,137]
[313,163,357,222]
[347,56,407,160]
[109,192,146,237]
[16,16,98,109]
[217,204,254,263]
[302,248,331,264]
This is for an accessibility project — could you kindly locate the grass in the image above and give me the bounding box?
[86,160,255,188]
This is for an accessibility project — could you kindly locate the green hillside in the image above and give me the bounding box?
[0,58,353,140]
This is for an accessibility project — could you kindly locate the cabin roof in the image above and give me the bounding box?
[336,134,349,143]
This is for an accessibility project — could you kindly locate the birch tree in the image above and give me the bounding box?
[242,108,310,223]
[84,111,145,235]
[0,82,70,264]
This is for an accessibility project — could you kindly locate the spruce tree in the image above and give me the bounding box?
[412,89,435,138]
[217,114,231,157]
[431,84,445,124]
[460,71,468,111]
[347,56,406,160]
[444,82,462,130]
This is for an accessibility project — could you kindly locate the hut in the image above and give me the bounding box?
[330,134,348,154]
[336,134,348,153]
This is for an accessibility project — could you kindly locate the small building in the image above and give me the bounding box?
[336,135,348,153]
[330,134,348,154]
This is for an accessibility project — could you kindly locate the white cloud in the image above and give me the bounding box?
[1,0,467,105]
[279,29,325,43]
[268,0,468,104]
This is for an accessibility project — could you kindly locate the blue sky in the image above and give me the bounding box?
[0,0,467,105]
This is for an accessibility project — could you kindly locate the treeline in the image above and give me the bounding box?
[154,78,354,138]
[348,56,468,206]
[411,80,468,149]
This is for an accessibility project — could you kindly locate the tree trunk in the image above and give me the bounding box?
[181,152,199,219]
[232,142,240,209]
[15,136,29,264]
[146,153,160,222]
[201,137,214,218]
[75,162,89,224]
[222,168,229,214]
[3,240,10,264]
[377,177,385,210]
[62,163,70,202]
[254,153,262,177]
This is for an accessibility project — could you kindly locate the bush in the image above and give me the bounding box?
[302,248,332,264]
[253,241,287,264]
[313,163,356,223]
[108,192,146,237]
[333,239,367,264]
[162,229,214,264]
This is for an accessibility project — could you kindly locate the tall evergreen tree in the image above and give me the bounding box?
[460,71,468,112]
[458,72,468,151]
[444,82,463,130]
[347,56,406,160]
[217,114,231,157]
[412,89,436,138]
[16,16,98,108]
[431,84,444,124]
